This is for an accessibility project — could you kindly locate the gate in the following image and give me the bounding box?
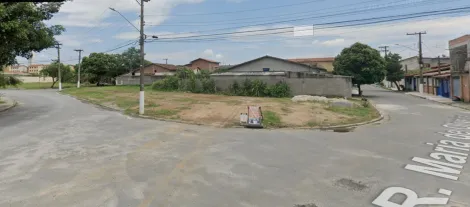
[452,76,461,98]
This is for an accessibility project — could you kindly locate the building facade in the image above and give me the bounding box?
[9,65,28,73]
[27,64,47,74]
[186,58,220,72]
[130,63,177,76]
[287,57,335,72]
[227,56,327,73]
[448,35,470,102]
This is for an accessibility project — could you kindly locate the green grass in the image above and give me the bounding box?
[326,106,373,117]
[115,99,139,109]
[11,82,76,90]
[147,109,179,117]
[0,99,5,104]
[263,110,283,128]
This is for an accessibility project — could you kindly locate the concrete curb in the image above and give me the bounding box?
[0,97,18,113]
[61,92,385,130]
[405,93,470,111]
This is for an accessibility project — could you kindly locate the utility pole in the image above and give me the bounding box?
[139,0,149,115]
[407,31,426,93]
[163,58,168,64]
[379,46,389,58]
[55,43,63,91]
[437,55,441,75]
[74,49,83,88]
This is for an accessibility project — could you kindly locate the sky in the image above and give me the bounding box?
[17,0,470,66]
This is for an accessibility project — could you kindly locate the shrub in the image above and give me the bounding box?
[241,79,252,96]
[151,75,179,91]
[250,79,268,97]
[202,78,216,93]
[266,81,291,98]
[229,80,241,95]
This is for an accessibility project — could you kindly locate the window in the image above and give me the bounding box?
[263,68,270,72]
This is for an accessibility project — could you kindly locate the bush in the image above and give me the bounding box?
[202,78,216,93]
[241,79,252,96]
[229,80,241,95]
[250,79,268,97]
[266,81,291,98]
[151,75,179,91]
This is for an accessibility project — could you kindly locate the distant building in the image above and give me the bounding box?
[288,57,335,72]
[10,65,28,73]
[185,58,220,72]
[226,55,327,73]
[27,64,47,74]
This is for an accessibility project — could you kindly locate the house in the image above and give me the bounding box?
[287,57,335,72]
[226,55,327,73]
[9,65,28,73]
[383,56,450,89]
[116,63,178,85]
[185,58,220,72]
[448,34,470,102]
[225,55,328,73]
[129,63,178,76]
[27,64,47,74]
[404,64,451,98]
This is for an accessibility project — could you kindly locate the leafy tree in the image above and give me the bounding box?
[385,53,405,91]
[0,73,22,88]
[81,53,119,85]
[119,47,152,73]
[0,2,66,68]
[40,62,73,88]
[333,42,386,96]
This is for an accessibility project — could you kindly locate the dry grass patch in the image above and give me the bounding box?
[63,86,379,128]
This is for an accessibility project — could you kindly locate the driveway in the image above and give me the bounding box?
[0,86,469,207]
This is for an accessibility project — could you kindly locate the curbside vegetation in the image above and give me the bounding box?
[151,68,291,98]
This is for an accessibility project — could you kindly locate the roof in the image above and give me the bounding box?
[131,63,178,73]
[227,55,327,72]
[28,64,46,67]
[288,57,335,63]
[405,64,451,77]
[190,58,220,64]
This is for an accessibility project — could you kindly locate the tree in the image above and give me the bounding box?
[40,62,73,88]
[81,53,119,85]
[385,53,405,91]
[333,42,386,96]
[0,2,66,68]
[0,73,22,88]
[120,47,152,73]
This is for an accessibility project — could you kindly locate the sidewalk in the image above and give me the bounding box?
[406,92,470,110]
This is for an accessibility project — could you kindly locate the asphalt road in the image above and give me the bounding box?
[0,86,469,207]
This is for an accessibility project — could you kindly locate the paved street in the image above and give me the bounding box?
[0,86,469,207]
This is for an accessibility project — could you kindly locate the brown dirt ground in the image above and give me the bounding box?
[64,87,375,128]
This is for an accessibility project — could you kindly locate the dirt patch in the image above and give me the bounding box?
[62,86,380,128]
[334,178,368,192]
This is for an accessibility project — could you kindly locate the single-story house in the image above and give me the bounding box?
[116,63,178,85]
[128,63,178,76]
[288,57,335,72]
[185,58,220,72]
[226,55,328,73]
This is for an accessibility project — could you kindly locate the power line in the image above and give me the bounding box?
[154,2,468,38]
[146,0,326,17]
[151,7,470,41]
[149,0,443,27]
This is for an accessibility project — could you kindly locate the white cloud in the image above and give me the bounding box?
[113,32,140,40]
[320,38,345,46]
[202,49,214,57]
[55,35,81,47]
[215,54,224,59]
[50,0,206,28]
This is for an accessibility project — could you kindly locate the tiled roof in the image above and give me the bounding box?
[288,57,335,63]
[190,58,220,64]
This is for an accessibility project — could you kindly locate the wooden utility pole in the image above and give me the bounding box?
[74,49,83,88]
[379,46,389,58]
[55,43,62,91]
[437,55,441,75]
[407,31,426,92]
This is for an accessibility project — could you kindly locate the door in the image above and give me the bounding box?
[452,76,461,98]
[436,79,442,96]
